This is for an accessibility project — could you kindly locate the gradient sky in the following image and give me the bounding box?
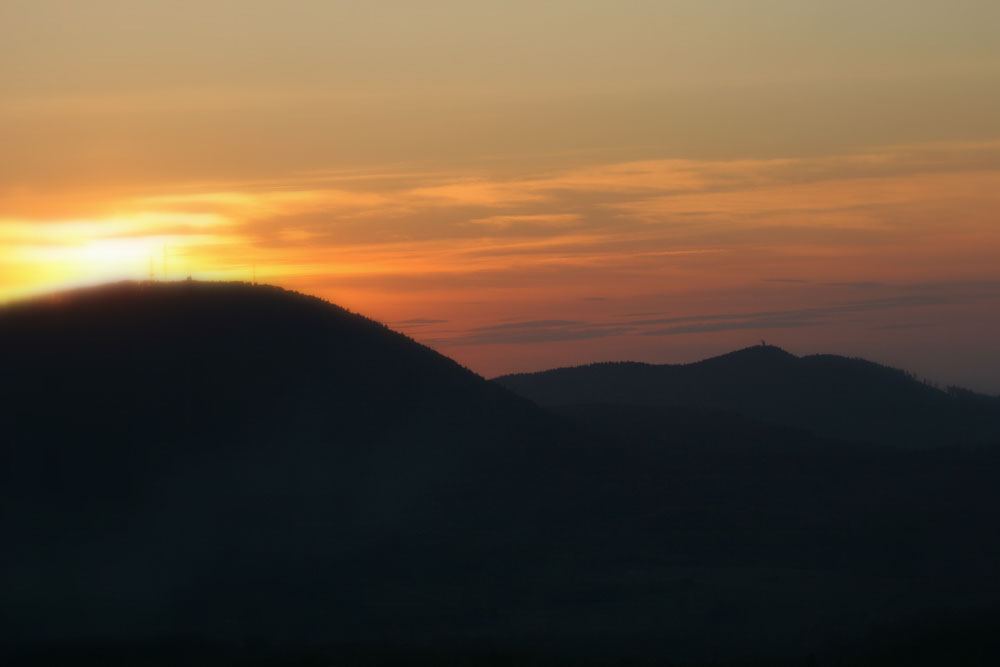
[3,1,1000,391]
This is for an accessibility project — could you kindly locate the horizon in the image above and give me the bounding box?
[3,1,999,393]
[6,277,996,397]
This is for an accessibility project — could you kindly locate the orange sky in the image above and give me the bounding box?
[3,1,1000,391]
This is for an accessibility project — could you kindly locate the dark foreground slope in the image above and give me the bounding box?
[495,345,1000,448]
[0,281,569,648]
[4,283,1000,665]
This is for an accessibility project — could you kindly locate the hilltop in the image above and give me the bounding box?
[495,345,1000,448]
[0,281,570,650]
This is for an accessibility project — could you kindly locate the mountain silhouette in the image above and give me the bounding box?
[5,282,1000,665]
[494,345,1000,448]
[0,281,573,652]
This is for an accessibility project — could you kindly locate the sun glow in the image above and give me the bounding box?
[0,212,241,302]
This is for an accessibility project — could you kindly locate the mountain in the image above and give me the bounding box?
[0,281,574,651]
[494,345,1000,448]
[4,282,1000,665]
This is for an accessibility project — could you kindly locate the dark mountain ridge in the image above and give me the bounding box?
[0,281,575,649]
[5,282,1000,665]
[494,344,1000,448]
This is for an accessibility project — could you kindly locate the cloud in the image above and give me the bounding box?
[826,281,884,288]
[643,317,823,336]
[431,319,636,346]
[465,213,580,229]
[408,180,546,207]
[5,140,1000,318]
[872,323,929,331]
[471,319,588,332]
[432,289,976,347]
[636,294,956,336]
[395,318,448,325]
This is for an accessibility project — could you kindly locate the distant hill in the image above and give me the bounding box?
[5,283,1000,665]
[494,345,1000,448]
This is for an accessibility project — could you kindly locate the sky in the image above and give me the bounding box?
[3,0,1000,392]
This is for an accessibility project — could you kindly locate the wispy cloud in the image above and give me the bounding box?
[427,319,637,346]
[396,317,449,325]
[3,142,1000,364]
[429,290,986,346]
[635,295,954,336]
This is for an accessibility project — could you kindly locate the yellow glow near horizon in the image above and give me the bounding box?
[0,210,240,300]
[4,142,999,306]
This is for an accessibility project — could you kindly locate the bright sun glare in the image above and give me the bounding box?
[0,212,241,302]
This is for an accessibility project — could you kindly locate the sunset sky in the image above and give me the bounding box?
[3,1,1000,391]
